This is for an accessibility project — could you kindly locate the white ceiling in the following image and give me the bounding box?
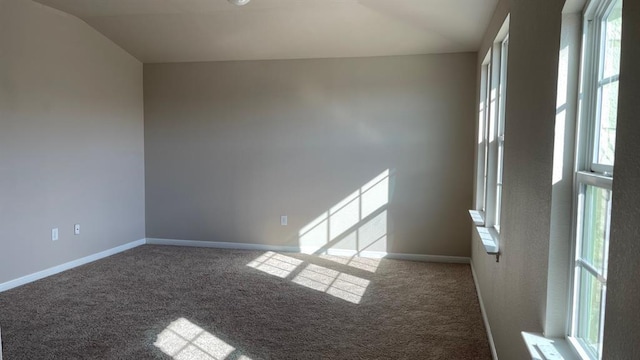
[34,0,498,63]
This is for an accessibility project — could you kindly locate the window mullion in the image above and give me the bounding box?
[575,171,613,190]
[597,74,619,86]
[576,259,606,284]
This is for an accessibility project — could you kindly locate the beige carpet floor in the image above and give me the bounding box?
[0,245,491,359]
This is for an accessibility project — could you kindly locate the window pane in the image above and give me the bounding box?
[602,0,622,79]
[576,269,604,357]
[495,36,508,227]
[482,63,491,212]
[580,185,610,274]
[594,0,622,168]
[483,150,489,211]
[596,81,619,166]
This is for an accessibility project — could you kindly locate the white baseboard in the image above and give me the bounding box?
[471,260,498,360]
[145,238,301,253]
[385,252,471,264]
[0,238,471,295]
[0,239,146,293]
[146,238,471,264]
[299,247,388,258]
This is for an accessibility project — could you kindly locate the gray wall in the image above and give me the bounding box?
[472,0,640,359]
[144,54,476,256]
[471,1,563,358]
[0,0,145,284]
[602,0,640,357]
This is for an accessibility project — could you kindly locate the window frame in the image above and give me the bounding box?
[580,0,621,175]
[470,16,509,258]
[473,51,492,224]
[494,34,509,233]
[568,0,622,358]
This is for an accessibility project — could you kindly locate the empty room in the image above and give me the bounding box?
[0,0,638,359]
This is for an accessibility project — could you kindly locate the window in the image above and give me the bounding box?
[494,35,509,232]
[473,52,491,221]
[481,61,490,214]
[569,0,622,358]
[470,17,509,257]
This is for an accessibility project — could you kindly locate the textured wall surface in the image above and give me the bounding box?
[603,0,640,357]
[144,54,476,256]
[470,0,564,358]
[0,0,145,284]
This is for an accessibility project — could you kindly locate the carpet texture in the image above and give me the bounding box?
[0,245,491,359]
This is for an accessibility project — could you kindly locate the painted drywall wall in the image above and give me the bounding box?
[0,0,145,284]
[144,54,476,256]
[602,0,640,357]
[470,0,564,358]
[472,0,640,359]
[544,12,580,338]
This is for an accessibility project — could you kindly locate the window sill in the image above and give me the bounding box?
[522,332,579,360]
[474,226,499,255]
[468,210,486,226]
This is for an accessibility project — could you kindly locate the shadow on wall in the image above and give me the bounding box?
[297,169,394,258]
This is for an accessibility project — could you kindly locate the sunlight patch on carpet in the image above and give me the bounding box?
[318,254,382,273]
[292,263,370,304]
[246,251,303,278]
[154,318,252,360]
[247,252,371,304]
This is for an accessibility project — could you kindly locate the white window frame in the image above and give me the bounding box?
[494,34,509,233]
[471,52,492,227]
[568,0,622,358]
[481,60,491,215]
[470,17,509,258]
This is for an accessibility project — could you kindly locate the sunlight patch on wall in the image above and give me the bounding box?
[298,169,390,266]
[298,212,330,254]
[329,190,360,240]
[246,251,303,278]
[154,318,252,360]
[478,98,486,145]
[553,45,570,185]
[489,87,498,143]
[360,171,389,219]
[553,113,566,185]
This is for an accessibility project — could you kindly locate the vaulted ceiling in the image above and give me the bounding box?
[34,0,497,63]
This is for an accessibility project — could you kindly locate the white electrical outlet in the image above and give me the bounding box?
[74,224,80,235]
[281,215,288,226]
[51,228,59,241]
